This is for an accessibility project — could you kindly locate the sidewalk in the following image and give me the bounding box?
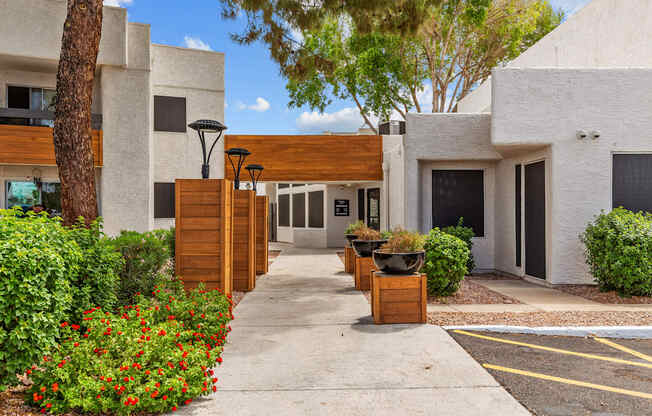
[178,247,529,415]
[428,279,652,313]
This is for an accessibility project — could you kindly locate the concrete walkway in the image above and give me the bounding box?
[429,279,652,313]
[178,247,529,416]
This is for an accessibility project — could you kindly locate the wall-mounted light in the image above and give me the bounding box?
[590,130,601,140]
[576,130,588,140]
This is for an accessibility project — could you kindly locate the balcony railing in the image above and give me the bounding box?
[0,109,103,167]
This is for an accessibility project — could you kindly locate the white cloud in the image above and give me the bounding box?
[183,36,212,51]
[236,97,270,112]
[103,0,133,7]
[296,107,368,132]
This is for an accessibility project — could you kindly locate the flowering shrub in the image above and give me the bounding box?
[422,228,470,296]
[580,208,652,296]
[110,230,174,306]
[26,282,233,415]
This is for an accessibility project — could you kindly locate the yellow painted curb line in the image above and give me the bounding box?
[593,337,652,363]
[453,330,652,370]
[484,364,652,400]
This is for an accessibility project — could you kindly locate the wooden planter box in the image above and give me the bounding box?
[354,256,376,291]
[371,273,427,324]
[233,189,256,292]
[175,179,233,295]
[344,246,355,274]
[255,195,269,275]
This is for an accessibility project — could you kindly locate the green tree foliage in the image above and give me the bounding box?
[580,208,652,296]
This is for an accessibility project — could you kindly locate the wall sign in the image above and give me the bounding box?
[334,199,350,216]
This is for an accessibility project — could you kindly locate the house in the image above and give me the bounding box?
[387,0,652,285]
[0,0,225,235]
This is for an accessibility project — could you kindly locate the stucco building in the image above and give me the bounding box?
[0,0,225,235]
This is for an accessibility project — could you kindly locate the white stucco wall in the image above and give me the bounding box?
[326,184,356,248]
[492,68,652,284]
[458,0,652,113]
[0,0,128,67]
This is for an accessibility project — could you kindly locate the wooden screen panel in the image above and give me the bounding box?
[233,190,256,292]
[255,196,269,275]
[0,124,103,166]
[175,179,233,295]
[224,135,383,182]
[372,273,427,324]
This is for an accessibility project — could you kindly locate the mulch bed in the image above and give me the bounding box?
[429,278,520,305]
[556,285,652,304]
[429,311,652,327]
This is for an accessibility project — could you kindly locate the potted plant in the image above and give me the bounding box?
[344,220,365,246]
[373,229,425,275]
[351,226,388,257]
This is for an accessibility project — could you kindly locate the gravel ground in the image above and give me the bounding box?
[429,278,520,304]
[429,311,652,326]
[557,285,652,304]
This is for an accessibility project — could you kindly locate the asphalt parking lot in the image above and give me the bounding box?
[449,330,652,416]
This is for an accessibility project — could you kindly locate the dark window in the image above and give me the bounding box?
[154,183,175,218]
[278,184,290,189]
[292,193,306,227]
[613,154,652,213]
[432,170,484,237]
[7,86,30,109]
[278,194,290,227]
[308,191,324,228]
[515,165,522,267]
[154,96,187,132]
[367,188,380,231]
[357,189,365,221]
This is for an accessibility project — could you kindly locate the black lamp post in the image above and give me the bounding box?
[188,119,227,179]
[245,164,264,192]
[225,148,251,189]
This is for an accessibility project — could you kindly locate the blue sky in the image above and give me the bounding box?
[107,0,592,134]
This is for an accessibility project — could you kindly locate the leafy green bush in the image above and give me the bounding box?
[26,282,233,415]
[580,208,652,296]
[110,230,174,306]
[0,209,79,389]
[442,218,475,272]
[422,228,470,296]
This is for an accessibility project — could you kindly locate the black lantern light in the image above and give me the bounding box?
[245,164,264,192]
[225,148,251,189]
[188,119,227,179]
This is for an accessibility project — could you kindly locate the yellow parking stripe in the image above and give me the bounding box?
[484,364,652,400]
[453,330,652,370]
[593,337,652,363]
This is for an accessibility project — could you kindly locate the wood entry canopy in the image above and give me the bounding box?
[224,134,383,182]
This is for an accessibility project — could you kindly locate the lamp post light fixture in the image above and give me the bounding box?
[188,119,227,179]
[245,164,264,193]
[225,148,251,189]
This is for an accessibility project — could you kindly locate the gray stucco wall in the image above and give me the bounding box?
[458,0,652,113]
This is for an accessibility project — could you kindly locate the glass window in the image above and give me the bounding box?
[278,184,290,189]
[432,170,485,237]
[278,194,290,227]
[613,154,652,213]
[292,193,305,228]
[6,181,61,215]
[308,191,324,228]
[154,183,175,219]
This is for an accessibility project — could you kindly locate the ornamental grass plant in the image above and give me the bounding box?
[379,229,425,253]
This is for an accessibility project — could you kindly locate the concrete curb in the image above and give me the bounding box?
[443,325,652,339]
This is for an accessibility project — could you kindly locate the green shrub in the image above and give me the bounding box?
[442,218,475,272]
[0,209,79,389]
[422,228,470,297]
[580,208,652,296]
[110,230,174,306]
[67,219,123,321]
[26,282,233,415]
[344,220,365,234]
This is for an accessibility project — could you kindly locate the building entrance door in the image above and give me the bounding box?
[367,188,381,231]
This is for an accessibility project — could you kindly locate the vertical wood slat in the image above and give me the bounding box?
[255,195,269,275]
[345,246,355,274]
[354,256,376,291]
[233,189,256,292]
[175,179,233,295]
[372,273,427,324]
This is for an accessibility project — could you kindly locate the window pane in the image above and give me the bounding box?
[278,194,290,226]
[41,182,61,215]
[30,89,43,111]
[43,89,56,111]
[357,189,365,221]
[154,96,187,132]
[278,184,290,189]
[7,86,30,109]
[308,191,324,228]
[6,181,39,209]
[432,170,484,237]
[292,193,306,228]
[613,154,652,213]
[154,183,175,219]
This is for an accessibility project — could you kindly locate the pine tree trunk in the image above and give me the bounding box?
[54,0,103,226]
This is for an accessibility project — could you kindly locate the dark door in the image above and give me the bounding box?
[357,189,365,222]
[525,161,546,279]
[367,188,381,230]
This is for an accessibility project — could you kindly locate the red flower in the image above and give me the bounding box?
[51,383,59,392]
[212,385,217,392]
[46,403,52,409]
[162,395,168,400]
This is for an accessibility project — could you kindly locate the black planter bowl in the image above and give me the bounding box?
[351,239,387,258]
[344,233,358,247]
[372,250,425,275]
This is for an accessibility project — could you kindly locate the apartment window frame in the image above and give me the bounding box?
[432,169,485,237]
[278,194,290,227]
[154,182,176,219]
[292,192,306,228]
[612,153,652,213]
[308,190,325,229]
[154,96,187,133]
